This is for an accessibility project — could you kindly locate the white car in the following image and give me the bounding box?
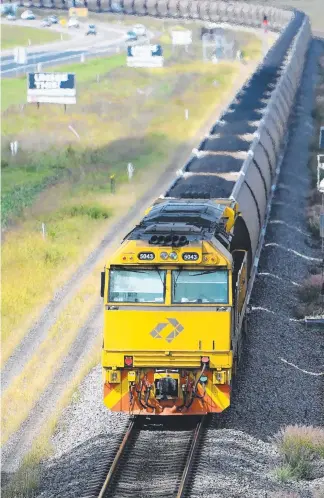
[21,10,35,20]
[132,24,146,36]
[68,17,79,28]
[6,14,17,20]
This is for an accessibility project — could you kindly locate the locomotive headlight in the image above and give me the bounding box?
[160,252,169,260]
[169,252,178,260]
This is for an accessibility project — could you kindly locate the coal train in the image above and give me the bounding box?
[100,10,309,415]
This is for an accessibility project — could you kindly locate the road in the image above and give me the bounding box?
[1,18,131,76]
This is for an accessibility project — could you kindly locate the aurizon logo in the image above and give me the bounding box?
[150,318,184,343]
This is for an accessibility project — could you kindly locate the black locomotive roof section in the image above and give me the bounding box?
[184,155,243,174]
[124,200,230,243]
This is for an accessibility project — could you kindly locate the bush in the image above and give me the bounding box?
[273,425,324,481]
[297,274,322,303]
[64,204,112,220]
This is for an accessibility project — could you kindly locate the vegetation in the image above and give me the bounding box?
[2,49,243,363]
[2,340,101,498]
[1,24,67,50]
[294,50,324,319]
[273,425,324,481]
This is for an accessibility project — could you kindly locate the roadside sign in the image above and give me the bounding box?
[69,7,88,17]
[27,73,76,105]
[171,30,192,45]
[319,126,324,149]
[59,18,67,26]
[127,45,163,68]
[14,47,27,64]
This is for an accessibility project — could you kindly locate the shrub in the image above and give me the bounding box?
[273,425,324,481]
[307,204,321,238]
[64,204,112,220]
[297,274,323,303]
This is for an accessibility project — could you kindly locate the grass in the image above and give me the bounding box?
[1,24,67,50]
[1,340,101,498]
[273,425,324,481]
[1,273,100,444]
[1,51,243,362]
[1,53,126,110]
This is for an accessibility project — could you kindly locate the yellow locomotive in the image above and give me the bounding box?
[101,197,250,415]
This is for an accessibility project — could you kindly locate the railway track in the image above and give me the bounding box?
[96,416,206,498]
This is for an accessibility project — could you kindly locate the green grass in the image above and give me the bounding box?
[1,24,66,50]
[1,53,126,110]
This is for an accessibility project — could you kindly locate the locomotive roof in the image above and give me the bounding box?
[124,199,231,246]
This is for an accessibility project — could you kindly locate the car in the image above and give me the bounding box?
[48,15,58,24]
[68,17,79,28]
[132,24,146,36]
[86,24,97,36]
[21,9,35,20]
[127,30,137,41]
[41,18,52,27]
[6,14,17,20]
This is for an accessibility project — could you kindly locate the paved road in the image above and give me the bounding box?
[1,18,131,76]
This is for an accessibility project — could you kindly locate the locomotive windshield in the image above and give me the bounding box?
[172,270,228,304]
[109,268,166,303]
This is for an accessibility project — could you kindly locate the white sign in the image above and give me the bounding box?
[127,44,164,68]
[127,162,135,180]
[27,73,76,105]
[14,47,27,64]
[171,30,192,46]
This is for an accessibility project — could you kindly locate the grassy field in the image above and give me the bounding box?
[1,24,67,50]
[1,23,261,361]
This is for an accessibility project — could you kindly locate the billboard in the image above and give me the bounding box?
[27,73,76,105]
[171,30,192,45]
[127,45,163,68]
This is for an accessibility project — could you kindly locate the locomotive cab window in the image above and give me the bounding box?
[109,268,166,303]
[172,270,228,304]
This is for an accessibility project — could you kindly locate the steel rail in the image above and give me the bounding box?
[98,417,137,498]
[176,416,205,498]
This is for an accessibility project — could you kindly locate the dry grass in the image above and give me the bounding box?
[1,341,101,498]
[1,276,99,444]
[273,425,324,481]
[2,56,242,362]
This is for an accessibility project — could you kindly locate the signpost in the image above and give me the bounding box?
[127,45,164,68]
[319,126,324,149]
[14,47,27,65]
[170,30,192,46]
[27,73,76,105]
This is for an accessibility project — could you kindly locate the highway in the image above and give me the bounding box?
[1,18,131,77]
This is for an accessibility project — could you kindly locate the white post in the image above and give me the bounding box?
[127,162,135,181]
[13,141,18,155]
[28,39,31,46]
[37,63,42,71]
[81,53,85,63]
[42,223,46,239]
[185,109,189,120]
[10,142,14,156]
[96,74,100,83]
